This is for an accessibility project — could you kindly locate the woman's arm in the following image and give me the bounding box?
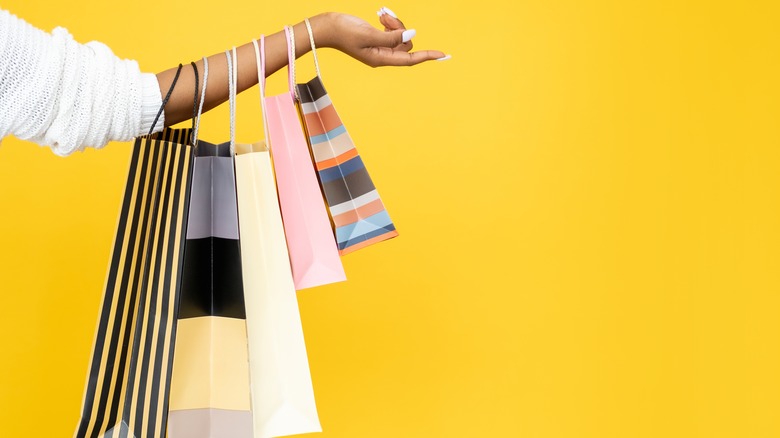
[0,8,444,155]
[158,11,446,127]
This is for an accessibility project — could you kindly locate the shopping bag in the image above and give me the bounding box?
[232,37,321,438]
[295,18,398,255]
[265,25,345,290]
[167,56,253,438]
[75,65,195,438]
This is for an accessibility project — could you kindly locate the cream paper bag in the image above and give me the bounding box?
[234,39,321,437]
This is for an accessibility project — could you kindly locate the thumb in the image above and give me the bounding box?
[366,26,416,49]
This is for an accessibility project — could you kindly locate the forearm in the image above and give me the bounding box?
[156,14,332,127]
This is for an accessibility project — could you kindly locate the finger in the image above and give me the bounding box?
[362,26,416,50]
[377,8,406,31]
[376,8,412,51]
[367,47,447,67]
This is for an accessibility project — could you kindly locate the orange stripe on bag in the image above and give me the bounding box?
[316,147,359,171]
[303,103,342,136]
[332,198,387,228]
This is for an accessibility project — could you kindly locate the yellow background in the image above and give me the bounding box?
[1,1,779,437]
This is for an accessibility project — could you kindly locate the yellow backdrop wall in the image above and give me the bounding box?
[1,1,779,437]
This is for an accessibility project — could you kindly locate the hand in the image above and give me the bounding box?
[314,9,448,67]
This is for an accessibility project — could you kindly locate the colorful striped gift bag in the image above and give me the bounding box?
[166,56,253,438]
[266,25,345,289]
[75,66,195,438]
[296,18,398,255]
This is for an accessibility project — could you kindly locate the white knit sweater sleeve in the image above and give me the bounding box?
[0,9,164,156]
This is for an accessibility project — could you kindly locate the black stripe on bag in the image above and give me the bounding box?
[321,166,376,206]
[296,76,328,103]
[179,237,246,319]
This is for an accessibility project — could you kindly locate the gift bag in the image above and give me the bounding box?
[266,25,345,290]
[232,38,321,438]
[167,56,253,438]
[75,65,195,438]
[295,18,398,255]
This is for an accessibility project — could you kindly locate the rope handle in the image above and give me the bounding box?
[226,48,237,154]
[252,36,269,148]
[233,46,239,154]
[260,35,267,110]
[304,18,322,79]
[192,57,209,147]
[190,62,199,134]
[148,63,183,136]
[283,25,296,97]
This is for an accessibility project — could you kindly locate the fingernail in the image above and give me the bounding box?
[377,9,385,17]
[382,7,398,18]
[402,29,416,43]
[436,54,452,61]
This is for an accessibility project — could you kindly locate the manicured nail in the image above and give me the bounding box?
[377,9,385,17]
[382,7,398,18]
[402,29,416,43]
[436,54,452,61]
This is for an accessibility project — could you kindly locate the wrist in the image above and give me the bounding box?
[309,12,336,49]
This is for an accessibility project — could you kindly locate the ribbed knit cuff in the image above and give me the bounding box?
[138,73,164,135]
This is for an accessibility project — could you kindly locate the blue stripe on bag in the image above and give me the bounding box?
[318,156,366,183]
[338,224,397,250]
[335,210,394,243]
[309,125,347,144]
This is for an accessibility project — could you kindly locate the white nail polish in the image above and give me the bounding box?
[402,29,416,43]
[377,9,385,17]
[382,7,398,18]
[436,54,452,61]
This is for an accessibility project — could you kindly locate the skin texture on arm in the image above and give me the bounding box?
[156,12,446,127]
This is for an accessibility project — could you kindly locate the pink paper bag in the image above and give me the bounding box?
[264,25,345,290]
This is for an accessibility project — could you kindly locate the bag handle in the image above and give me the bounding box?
[284,25,297,98]
[190,62,199,133]
[148,63,183,136]
[192,57,209,147]
[253,36,266,99]
[252,35,269,148]
[226,48,238,155]
[303,18,322,79]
